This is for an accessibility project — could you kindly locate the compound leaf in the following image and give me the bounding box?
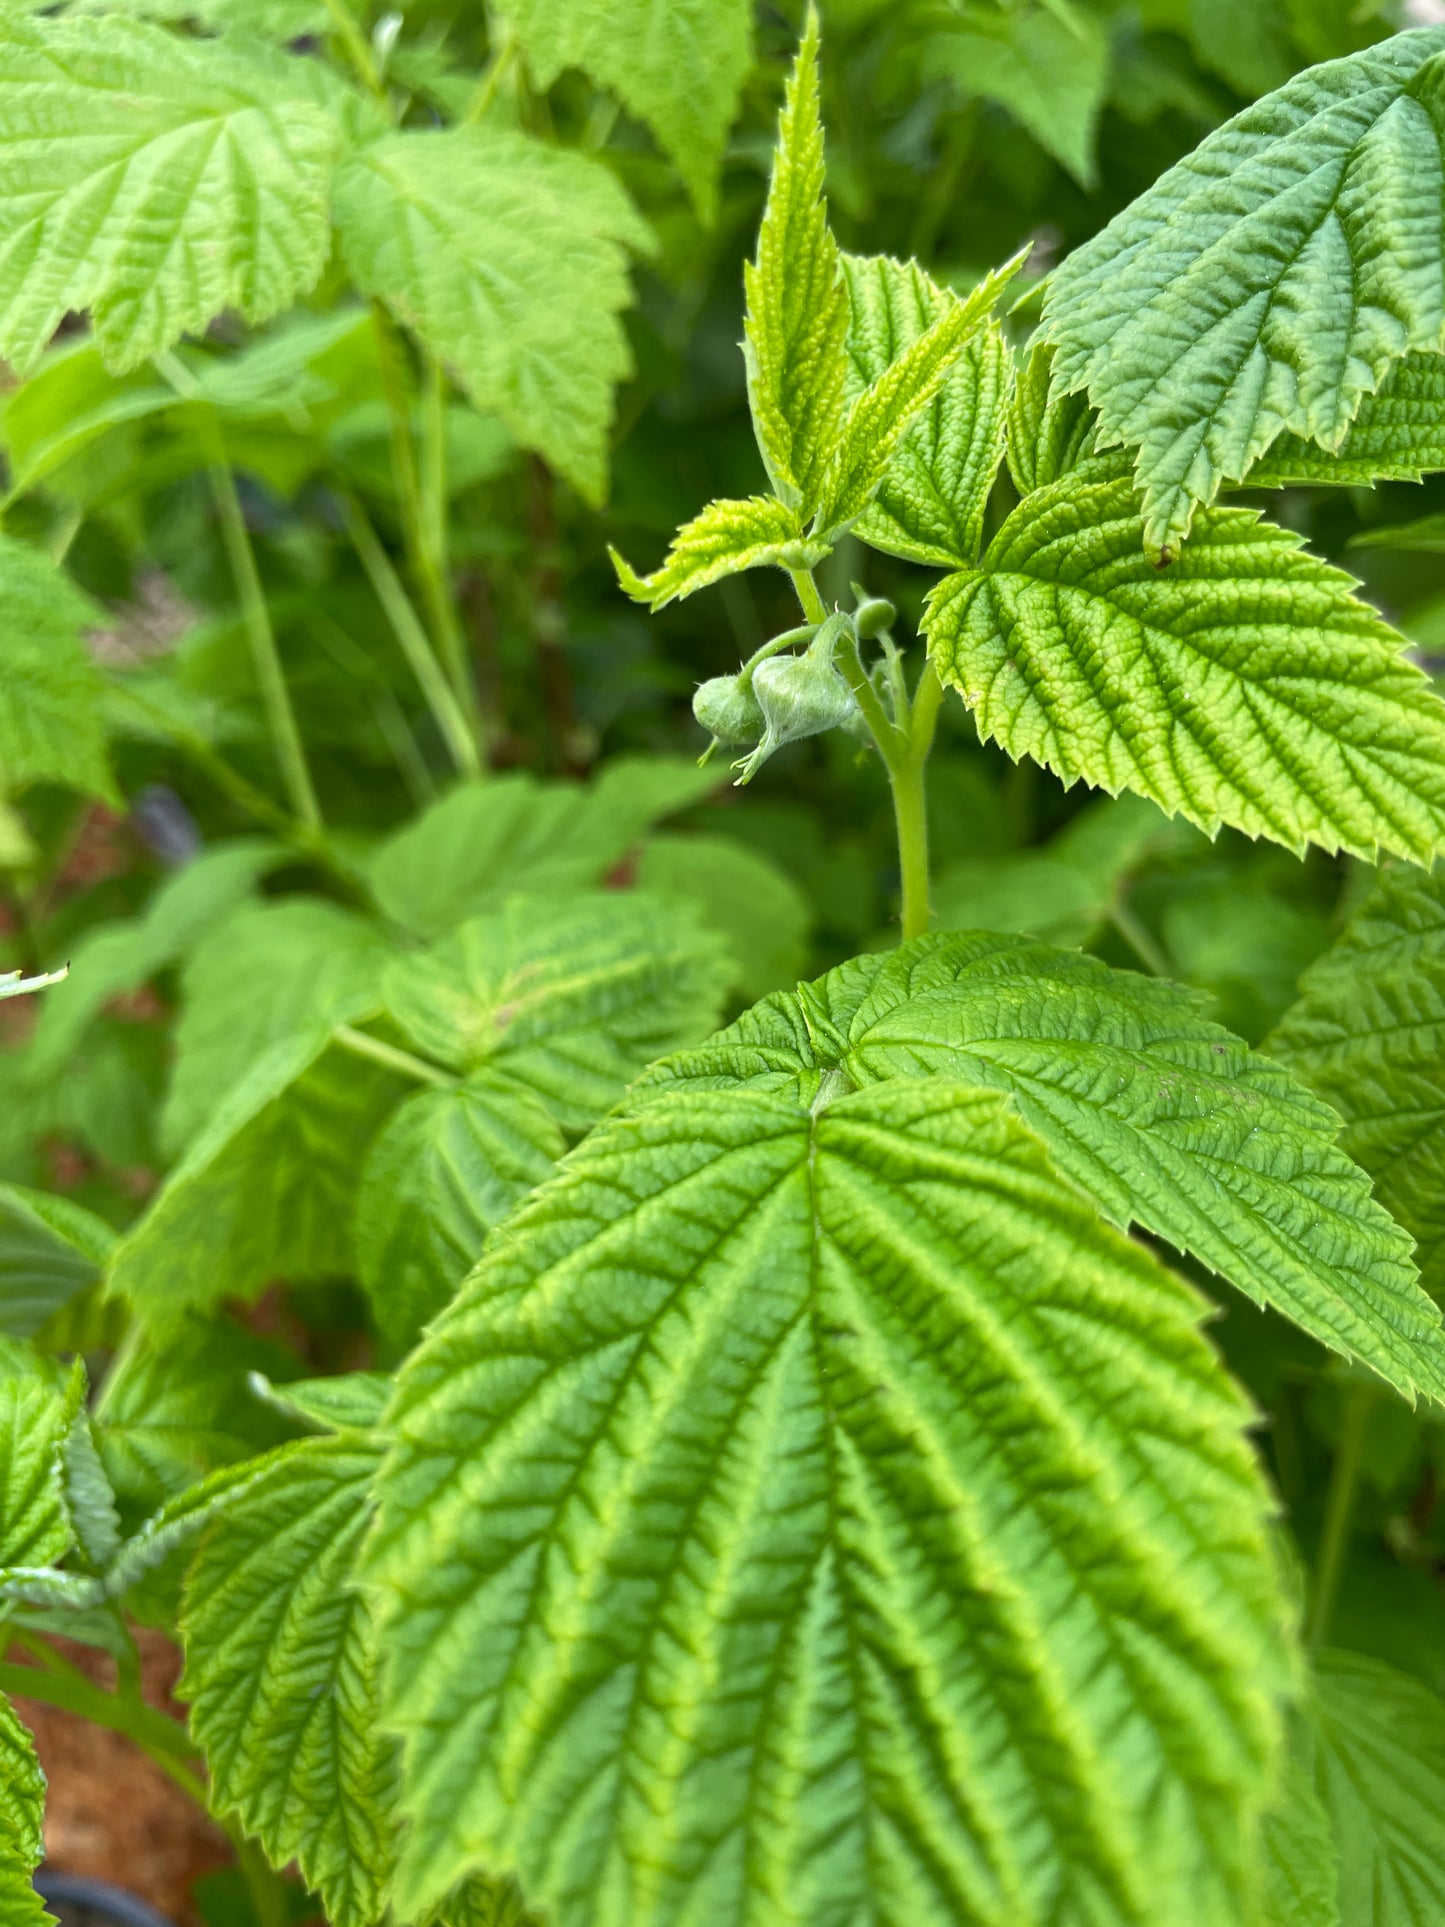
[366,1077,1287,1927]
[0,1184,113,1339]
[1307,1650,1445,1926]
[0,533,115,804]
[181,1435,398,1927]
[380,892,732,1132]
[355,1074,563,1352]
[1268,862,1445,1296]
[0,1694,48,1927]
[842,252,1012,568]
[642,933,1445,1405]
[0,12,342,373]
[334,126,651,506]
[925,477,1445,866]
[1044,28,1445,549]
[610,496,819,610]
[742,8,846,515]
[505,0,752,219]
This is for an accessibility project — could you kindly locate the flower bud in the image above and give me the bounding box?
[734,613,857,782]
[852,593,897,640]
[693,673,764,745]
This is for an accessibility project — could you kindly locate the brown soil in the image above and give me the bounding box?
[7,1628,231,1927]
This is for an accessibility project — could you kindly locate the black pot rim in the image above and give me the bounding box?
[35,1870,176,1927]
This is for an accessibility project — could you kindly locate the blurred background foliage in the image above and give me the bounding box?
[4,0,1445,1719]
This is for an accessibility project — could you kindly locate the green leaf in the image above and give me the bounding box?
[841,253,1012,568]
[111,1034,409,1326]
[1307,1650,1445,1925]
[814,256,1021,541]
[1043,29,1445,549]
[925,477,1445,866]
[64,0,326,34]
[0,1184,113,1339]
[181,1435,398,1927]
[0,1694,48,1927]
[609,496,819,610]
[1350,511,1445,553]
[334,126,651,506]
[642,933,1445,1405]
[742,8,847,515]
[1186,0,1294,99]
[380,892,731,1133]
[366,1077,1287,1925]
[636,833,812,1000]
[1259,1757,1341,1927]
[28,839,280,1080]
[365,760,721,942]
[0,1373,69,1568]
[58,1363,121,1574]
[0,13,342,373]
[0,532,116,804]
[1247,352,1445,488]
[355,1074,563,1352]
[1268,863,1445,1297]
[1005,339,1116,496]
[247,1372,391,1436]
[162,896,392,1153]
[435,1874,541,1927]
[924,1,1112,188]
[504,0,752,218]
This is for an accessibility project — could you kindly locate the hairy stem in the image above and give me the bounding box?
[342,494,481,779]
[1308,1384,1374,1650]
[789,567,828,625]
[334,1023,457,1088]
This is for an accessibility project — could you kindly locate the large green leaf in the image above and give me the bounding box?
[1307,1650,1445,1925]
[1248,351,1445,488]
[181,1435,398,1927]
[0,1184,113,1339]
[1044,28,1445,548]
[355,1074,563,1352]
[742,8,846,516]
[925,477,1445,866]
[111,1035,408,1325]
[0,1694,48,1927]
[504,0,752,218]
[334,126,651,505]
[636,833,812,1001]
[0,532,116,804]
[641,933,1445,1404]
[366,1077,1287,1925]
[0,12,342,372]
[1268,863,1445,1296]
[365,761,720,941]
[162,896,393,1152]
[842,253,1012,568]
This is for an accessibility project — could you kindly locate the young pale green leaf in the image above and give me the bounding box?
[355,1074,563,1352]
[1248,351,1445,488]
[0,1374,69,1569]
[0,13,342,373]
[364,762,721,942]
[95,1313,299,1518]
[504,0,752,219]
[1043,28,1445,549]
[182,1435,398,1927]
[366,1077,1288,1926]
[0,1184,113,1340]
[0,532,116,805]
[636,833,812,1001]
[742,8,846,515]
[1006,339,1119,496]
[380,892,731,1132]
[841,253,1012,568]
[1307,1651,1445,1925]
[925,478,1445,866]
[162,896,392,1153]
[110,1036,409,1327]
[814,256,1022,541]
[0,1693,49,1927]
[641,933,1445,1405]
[923,2,1111,189]
[57,1363,121,1574]
[1268,863,1445,1297]
[609,496,819,610]
[1258,1757,1341,1927]
[248,1372,391,1437]
[334,126,651,506]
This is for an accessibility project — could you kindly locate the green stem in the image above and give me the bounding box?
[0,1654,206,1805]
[323,0,384,98]
[333,1022,457,1088]
[463,26,517,125]
[234,1838,291,1927]
[342,495,481,780]
[1109,899,1172,979]
[789,567,828,625]
[1308,1384,1374,1651]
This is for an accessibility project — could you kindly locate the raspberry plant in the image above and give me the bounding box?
[1,6,1445,1927]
